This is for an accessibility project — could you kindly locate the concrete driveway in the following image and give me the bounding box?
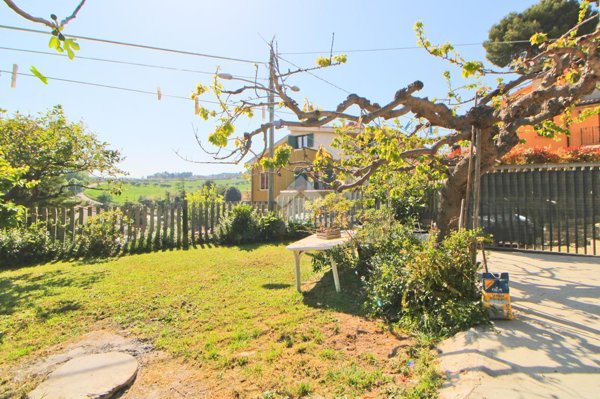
[438,251,600,399]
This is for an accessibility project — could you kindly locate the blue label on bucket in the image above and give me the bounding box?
[482,272,509,293]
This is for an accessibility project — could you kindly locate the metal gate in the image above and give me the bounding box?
[480,163,600,256]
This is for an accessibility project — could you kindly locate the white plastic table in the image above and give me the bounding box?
[286,230,354,293]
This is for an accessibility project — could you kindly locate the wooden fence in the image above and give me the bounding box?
[23,197,357,253]
[24,201,270,251]
[25,165,600,257]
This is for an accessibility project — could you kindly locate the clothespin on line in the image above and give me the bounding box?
[157,87,162,101]
[11,64,18,88]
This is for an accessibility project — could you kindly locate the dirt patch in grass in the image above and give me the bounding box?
[5,318,414,399]
[128,313,415,398]
[121,352,210,399]
[326,313,412,360]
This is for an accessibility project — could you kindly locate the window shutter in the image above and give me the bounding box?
[287,135,298,149]
[307,133,314,148]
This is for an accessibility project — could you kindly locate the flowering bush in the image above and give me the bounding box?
[500,146,600,165]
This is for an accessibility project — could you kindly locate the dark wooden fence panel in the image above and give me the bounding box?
[481,164,600,256]
[25,199,349,254]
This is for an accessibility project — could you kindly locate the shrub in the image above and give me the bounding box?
[217,204,260,245]
[224,186,242,202]
[362,224,488,337]
[561,146,600,163]
[73,209,127,258]
[0,222,57,267]
[309,244,356,273]
[307,209,487,337]
[286,219,312,240]
[258,212,287,241]
[218,206,313,245]
[186,185,223,205]
[501,145,600,165]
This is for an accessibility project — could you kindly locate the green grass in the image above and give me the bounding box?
[0,245,440,398]
[85,177,250,204]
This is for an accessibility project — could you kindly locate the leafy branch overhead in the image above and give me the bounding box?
[2,0,85,78]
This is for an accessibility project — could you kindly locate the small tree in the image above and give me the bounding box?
[186,184,223,205]
[224,186,242,202]
[484,0,597,68]
[203,179,216,189]
[0,106,123,209]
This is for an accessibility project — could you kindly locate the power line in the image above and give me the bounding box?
[279,40,533,55]
[0,24,265,64]
[0,46,267,80]
[1,69,221,104]
[277,54,351,94]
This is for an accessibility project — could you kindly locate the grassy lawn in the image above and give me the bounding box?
[0,244,436,398]
[85,177,250,204]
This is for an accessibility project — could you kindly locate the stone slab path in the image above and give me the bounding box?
[29,352,138,399]
[438,251,600,399]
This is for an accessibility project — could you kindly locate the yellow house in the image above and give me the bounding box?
[248,126,343,203]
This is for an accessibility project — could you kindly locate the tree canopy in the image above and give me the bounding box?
[224,186,242,202]
[0,106,123,211]
[484,0,597,68]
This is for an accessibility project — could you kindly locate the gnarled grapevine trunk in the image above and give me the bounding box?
[436,127,520,238]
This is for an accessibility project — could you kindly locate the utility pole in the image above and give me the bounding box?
[472,93,481,230]
[473,126,482,229]
[267,45,275,211]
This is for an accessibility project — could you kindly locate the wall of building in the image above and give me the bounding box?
[312,131,344,158]
[250,148,317,202]
[516,103,599,150]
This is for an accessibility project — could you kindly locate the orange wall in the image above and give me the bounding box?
[517,103,600,150]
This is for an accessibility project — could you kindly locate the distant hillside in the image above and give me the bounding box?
[84,175,249,205]
[146,171,243,180]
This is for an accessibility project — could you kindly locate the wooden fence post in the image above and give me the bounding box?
[190,203,197,246]
[176,205,182,248]
[203,203,209,242]
[147,205,155,250]
[182,200,189,249]
[155,204,162,250]
[169,205,175,247]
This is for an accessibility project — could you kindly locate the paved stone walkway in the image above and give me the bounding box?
[29,352,138,399]
[438,251,600,399]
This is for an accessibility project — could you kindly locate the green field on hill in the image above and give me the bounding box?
[84,177,250,204]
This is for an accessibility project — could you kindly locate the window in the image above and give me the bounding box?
[259,172,269,190]
[288,133,314,149]
[297,135,310,148]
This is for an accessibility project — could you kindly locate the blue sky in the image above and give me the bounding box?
[1,0,539,177]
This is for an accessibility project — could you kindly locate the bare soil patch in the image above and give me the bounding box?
[6,317,413,399]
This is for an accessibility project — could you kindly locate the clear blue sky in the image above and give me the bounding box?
[1,0,539,177]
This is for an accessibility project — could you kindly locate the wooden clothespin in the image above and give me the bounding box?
[11,64,18,88]
[157,87,162,101]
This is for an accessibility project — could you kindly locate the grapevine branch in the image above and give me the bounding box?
[192,22,598,197]
[3,0,87,29]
